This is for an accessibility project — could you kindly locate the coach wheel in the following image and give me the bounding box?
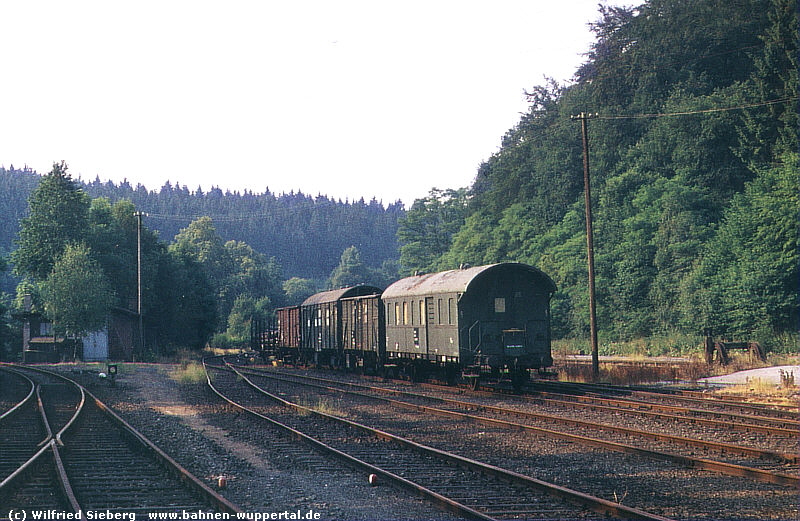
[409,362,426,382]
[445,366,458,386]
[511,369,529,393]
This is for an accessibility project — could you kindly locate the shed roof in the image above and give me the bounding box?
[382,263,556,299]
[302,285,382,306]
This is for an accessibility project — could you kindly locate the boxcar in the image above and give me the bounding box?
[340,293,385,372]
[276,305,301,359]
[381,263,555,385]
[300,285,383,367]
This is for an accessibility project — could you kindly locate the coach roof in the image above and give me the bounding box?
[301,285,383,307]
[382,263,556,299]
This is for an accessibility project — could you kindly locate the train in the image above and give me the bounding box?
[252,262,556,389]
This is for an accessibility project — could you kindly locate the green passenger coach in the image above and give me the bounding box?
[381,263,556,388]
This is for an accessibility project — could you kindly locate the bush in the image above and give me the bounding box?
[208,332,248,350]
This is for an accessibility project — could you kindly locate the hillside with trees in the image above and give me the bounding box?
[398,0,797,351]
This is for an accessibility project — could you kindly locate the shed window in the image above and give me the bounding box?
[495,298,506,313]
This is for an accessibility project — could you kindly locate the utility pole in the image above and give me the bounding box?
[571,112,600,379]
[134,211,148,358]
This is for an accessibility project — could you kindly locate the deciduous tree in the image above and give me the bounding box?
[39,243,115,340]
[11,162,90,281]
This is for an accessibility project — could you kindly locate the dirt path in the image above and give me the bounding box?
[132,364,275,471]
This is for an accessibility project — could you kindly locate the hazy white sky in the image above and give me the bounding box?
[1,1,631,206]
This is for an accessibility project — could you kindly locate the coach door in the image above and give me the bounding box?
[422,297,435,358]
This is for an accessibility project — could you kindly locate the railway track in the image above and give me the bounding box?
[231,364,798,486]
[523,382,799,436]
[205,357,674,521]
[0,365,241,516]
[226,360,798,519]
[531,379,800,419]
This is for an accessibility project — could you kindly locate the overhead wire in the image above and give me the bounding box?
[596,95,798,120]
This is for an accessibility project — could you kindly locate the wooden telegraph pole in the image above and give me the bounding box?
[571,112,600,379]
[134,211,148,357]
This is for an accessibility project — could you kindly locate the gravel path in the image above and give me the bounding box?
[66,363,460,521]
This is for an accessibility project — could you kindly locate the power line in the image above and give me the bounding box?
[597,95,798,120]
[144,212,262,223]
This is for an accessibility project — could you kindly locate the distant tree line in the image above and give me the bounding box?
[0,167,402,287]
[0,163,403,356]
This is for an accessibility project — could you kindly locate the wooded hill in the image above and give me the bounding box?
[397,0,798,348]
[0,166,403,289]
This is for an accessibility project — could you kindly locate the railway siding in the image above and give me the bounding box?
[222,361,797,520]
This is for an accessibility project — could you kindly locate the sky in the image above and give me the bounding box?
[1,1,632,206]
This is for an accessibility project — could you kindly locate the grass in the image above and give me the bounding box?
[297,397,348,418]
[169,361,207,385]
[553,333,704,358]
[555,358,709,385]
[712,375,798,407]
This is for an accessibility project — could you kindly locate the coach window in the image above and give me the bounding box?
[403,301,409,325]
[419,301,425,325]
[437,299,443,325]
[395,303,401,325]
[386,303,392,326]
[448,298,455,324]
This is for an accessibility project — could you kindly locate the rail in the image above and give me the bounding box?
[206,356,675,521]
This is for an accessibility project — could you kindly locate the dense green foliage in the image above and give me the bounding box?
[397,188,468,276]
[0,258,12,360]
[11,162,91,281]
[398,0,798,349]
[0,171,403,293]
[170,216,285,331]
[9,165,220,351]
[1,163,403,353]
[2,160,403,353]
[39,243,115,339]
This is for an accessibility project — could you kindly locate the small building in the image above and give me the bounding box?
[13,295,63,363]
[81,308,140,361]
[14,295,140,362]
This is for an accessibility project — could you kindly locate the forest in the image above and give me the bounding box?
[0,166,403,355]
[0,0,796,357]
[0,167,403,285]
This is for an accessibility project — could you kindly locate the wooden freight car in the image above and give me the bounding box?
[300,285,383,367]
[341,293,385,373]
